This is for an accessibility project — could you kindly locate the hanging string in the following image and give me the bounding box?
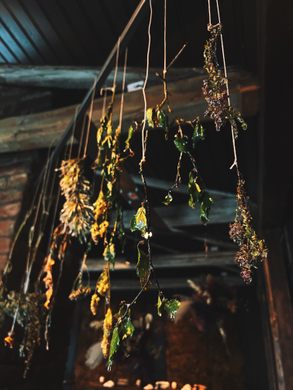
[207,0,239,175]
[207,0,212,26]
[68,106,79,159]
[167,42,187,70]
[140,0,153,170]
[111,37,121,105]
[83,79,98,159]
[101,88,108,118]
[118,49,128,131]
[163,0,167,78]
[22,147,55,294]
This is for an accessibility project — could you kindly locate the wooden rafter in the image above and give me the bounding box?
[0,70,259,153]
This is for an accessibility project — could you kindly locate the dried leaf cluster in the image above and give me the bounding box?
[229,179,268,283]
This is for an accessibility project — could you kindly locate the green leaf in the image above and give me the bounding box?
[124,125,134,151]
[121,317,135,340]
[200,192,213,224]
[157,293,164,317]
[107,326,120,371]
[174,134,189,153]
[157,109,168,130]
[163,191,173,206]
[163,298,180,321]
[137,245,151,288]
[146,108,154,128]
[236,115,248,130]
[130,206,147,236]
[192,120,205,147]
[188,172,201,209]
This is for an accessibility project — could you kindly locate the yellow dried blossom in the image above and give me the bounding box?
[68,286,91,301]
[90,267,109,315]
[43,255,55,310]
[93,191,108,221]
[101,308,113,358]
[91,220,109,243]
[4,332,14,348]
[90,294,100,316]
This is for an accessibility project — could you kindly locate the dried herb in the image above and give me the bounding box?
[101,307,113,358]
[0,291,45,376]
[137,243,151,289]
[59,158,94,243]
[229,179,268,283]
[188,171,213,224]
[202,23,247,136]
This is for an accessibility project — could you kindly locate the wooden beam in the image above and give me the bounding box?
[0,70,259,154]
[128,174,235,199]
[87,251,235,272]
[0,65,199,90]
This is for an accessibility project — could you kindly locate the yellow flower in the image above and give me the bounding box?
[101,308,112,358]
[4,332,14,348]
[43,255,55,310]
[91,220,109,243]
[90,294,100,316]
[93,191,107,221]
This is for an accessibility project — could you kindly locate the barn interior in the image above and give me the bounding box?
[0,1,293,389]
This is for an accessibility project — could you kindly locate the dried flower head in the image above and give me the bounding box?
[4,331,14,348]
[202,23,247,136]
[68,286,91,301]
[59,158,94,243]
[90,266,110,316]
[229,179,268,283]
[101,308,113,358]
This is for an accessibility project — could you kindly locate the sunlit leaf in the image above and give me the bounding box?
[157,293,164,317]
[192,120,205,148]
[188,172,201,209]
[200,192,213,224]
[121,317,135,340]
[107,326,120,371]
[174,134,189,153]
[146,108,154,128]
[124,125,134,151]
[157,109,168,130]
[163,191,173,206]
[163,298,180,321]
[130,206,147,236]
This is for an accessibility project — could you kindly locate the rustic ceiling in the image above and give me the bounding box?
[0,0,257,70]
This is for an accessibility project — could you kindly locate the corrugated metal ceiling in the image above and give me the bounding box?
[0,0,257,71]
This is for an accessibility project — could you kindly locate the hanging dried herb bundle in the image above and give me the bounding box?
[229,179,267,283]
[0,291,44,375]
[163,117,213,224]
[59,158,94,243]
[90,265,110,316]
[42,223,68,310]
[202,23,247,136]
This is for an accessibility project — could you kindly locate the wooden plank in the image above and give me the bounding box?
[0,65,199,89]
[0,70,259,153]
[89,276,241,290]
[87,251,235,272]
[128,174,235,199]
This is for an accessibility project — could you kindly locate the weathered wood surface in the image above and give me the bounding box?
[0,65,199,89]
[0,70,259,153]
[87,251,235,272]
